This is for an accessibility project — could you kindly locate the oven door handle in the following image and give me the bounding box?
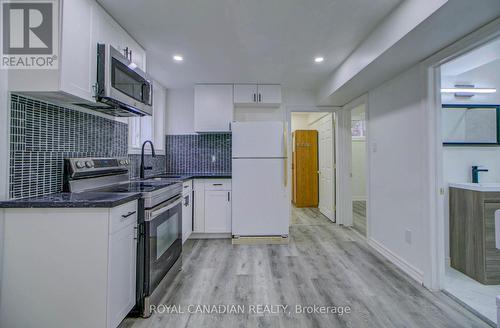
[148,196,182,219]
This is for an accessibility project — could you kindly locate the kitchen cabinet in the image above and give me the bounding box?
[0,200,138,328]
[182,180,193,243]
[193,179,206,232]
[129,81,166,154]
[205,190,232,233]
[194,84,234,132]
[192,179,232,234]
[9,0,146,107]
[107,215,137,328]
[234,84,282,106]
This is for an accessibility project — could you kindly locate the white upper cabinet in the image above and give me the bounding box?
[233,84,281,107]
[153,83,166,153]
[9,0,146,104]
[258,84,282,105]
[128,81,166,154]
[194,84,234,132]
[234,84,258,104]
[59,0,95,102]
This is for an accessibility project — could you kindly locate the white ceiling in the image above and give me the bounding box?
[97,0,403,90]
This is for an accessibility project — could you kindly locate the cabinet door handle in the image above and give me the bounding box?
[121,211,136,219]
[258,93,262,102]
[227,192,230,202]
[212,183,223,186]
[253,93,256,102]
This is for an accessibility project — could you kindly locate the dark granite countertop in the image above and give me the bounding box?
[0,192,142,208]
[150,173,232,181]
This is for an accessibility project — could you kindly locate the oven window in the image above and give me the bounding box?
[156,212,179,260]
[111,58,147,103]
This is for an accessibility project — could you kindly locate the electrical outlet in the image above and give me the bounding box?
[405,229,412,244]
[371,142,378,153]
[211,155,216,163]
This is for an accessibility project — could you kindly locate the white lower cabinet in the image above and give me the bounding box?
[182,180,193,243]
[205,190,232,233]
[107,213,137,328]
[0,200,138,328]
[192,179,232,234]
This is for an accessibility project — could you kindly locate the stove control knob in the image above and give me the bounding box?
[85,161,94,168]
[76,161,85,169]
[125,159,130,165]
[120,159,126,165]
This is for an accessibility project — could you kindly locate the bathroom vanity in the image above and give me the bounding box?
[449,183,500,285]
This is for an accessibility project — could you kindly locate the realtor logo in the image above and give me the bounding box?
[1,0,59,69]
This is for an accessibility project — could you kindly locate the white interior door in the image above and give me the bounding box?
[317,115,335,221]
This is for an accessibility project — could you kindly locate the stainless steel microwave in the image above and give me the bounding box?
[96,44,153,116]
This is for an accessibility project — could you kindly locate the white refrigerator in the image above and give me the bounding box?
[232,121,290,237]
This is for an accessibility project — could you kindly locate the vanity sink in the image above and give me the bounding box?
[449,183,500,192]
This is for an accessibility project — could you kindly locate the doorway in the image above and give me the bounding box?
[351,105,367,237]
[291,112,336,222]
[433,33,500,326]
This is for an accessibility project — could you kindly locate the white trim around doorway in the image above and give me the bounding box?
[286,105,339,223]
[423,17,500,291]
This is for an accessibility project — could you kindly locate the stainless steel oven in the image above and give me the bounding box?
[143,194,182,314]
[96,44,153,116]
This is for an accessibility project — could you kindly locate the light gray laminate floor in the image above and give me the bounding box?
[120,207,489,328]
[353,201,367,237]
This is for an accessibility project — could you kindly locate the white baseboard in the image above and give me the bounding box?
[368,238,424,284]
[189,232,232,239]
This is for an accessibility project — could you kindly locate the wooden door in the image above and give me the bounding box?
[292,130,318,207]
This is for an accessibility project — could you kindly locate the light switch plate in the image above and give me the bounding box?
[405,229,412,244]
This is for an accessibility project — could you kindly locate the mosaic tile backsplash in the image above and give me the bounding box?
[165,134,231,174]
[9,95,165,199]
[129,154,166,179]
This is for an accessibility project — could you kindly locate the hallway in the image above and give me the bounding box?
[120,208,488,328]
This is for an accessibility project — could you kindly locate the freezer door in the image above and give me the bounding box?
[232,121,285,158]
[232,158,289,236]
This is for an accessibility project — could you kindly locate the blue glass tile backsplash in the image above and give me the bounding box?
[9,94,165,199]
[165,134,231,174]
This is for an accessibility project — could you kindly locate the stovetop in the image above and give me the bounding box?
[97,181,180,193]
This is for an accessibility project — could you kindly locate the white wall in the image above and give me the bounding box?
[442,58,500,105]
[165,87,317,135]
[367,65,426,281]
[352,139,366,201]
[291,114,310,132]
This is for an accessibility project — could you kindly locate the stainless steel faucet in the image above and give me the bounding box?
[140,140,156,179]
[472,166,489,184]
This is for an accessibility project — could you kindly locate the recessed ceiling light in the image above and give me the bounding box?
[314,57,324,63]
[173,55,183,62]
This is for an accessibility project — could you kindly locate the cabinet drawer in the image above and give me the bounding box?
[109,201,138,234]
[204,179,231,191]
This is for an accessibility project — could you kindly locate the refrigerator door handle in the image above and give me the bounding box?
[283,123,288,187]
